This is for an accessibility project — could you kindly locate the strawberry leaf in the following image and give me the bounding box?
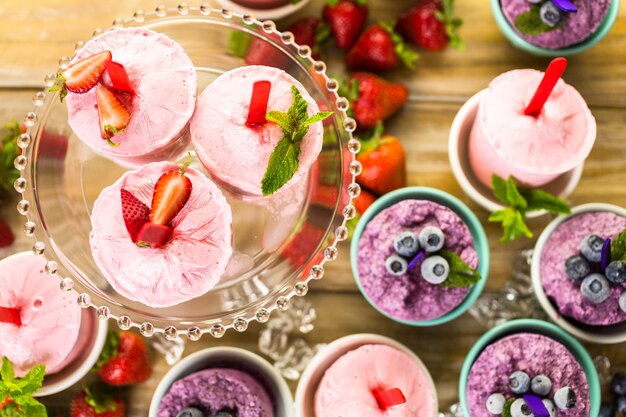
[358,121,384,153]
[380,21,419,69]
[93,331,119,371]
[439,0,465,50]
[48,74,68,102]
[0,122,22,196]
[439,249,481,287]
[84,383,118,414]
[228,30,252,59]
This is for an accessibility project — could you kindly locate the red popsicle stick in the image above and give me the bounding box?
[246,80,272,127]
[105,61,134,94]
[0,307,21,326]
[373,387,406,410]
[524,57,568,117]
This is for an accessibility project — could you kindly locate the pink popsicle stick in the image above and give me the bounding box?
[373,388,406,410]
[524,57,568,117]
[0,306,21,326]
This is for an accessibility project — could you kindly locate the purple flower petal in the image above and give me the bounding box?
[551,0,577,13]
[523,394,550,417]
[408,250,425,271]
[601,238,611,272]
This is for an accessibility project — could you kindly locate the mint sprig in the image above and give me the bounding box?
[502,398,515,417]
[0,122,22,196]
[435,0,465,50]
[611,229,626,262]
[262,86,332,195]
[514,3,562,36]
[439,249,481,287]
[0,357,47,417]
[488,174,571,243]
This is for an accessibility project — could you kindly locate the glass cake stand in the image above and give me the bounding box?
[13,4,361,340]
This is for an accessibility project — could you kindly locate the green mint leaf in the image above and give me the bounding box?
[514,5,560,35]
[502,399,515,417]
[1,358,15,384]
[505,175,527,210]
[13,365,44,396]
[491,174,509,205]
[611,229,626,262]
[439,249,481,288]
[522,188,571,214]
[489,207,533,243]
[93,331,119,371]
[261,136,300,196]
[1,402,21,417]
[11,398,46,417]
[228,30,252,59]
[288,86,309,130]
[302,111,333,128]
[266,111,291,135]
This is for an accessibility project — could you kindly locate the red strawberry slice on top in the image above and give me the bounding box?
[120,189,149,243]
[52,50,112,101]
[96,84,131,145]
[105,61,134,94]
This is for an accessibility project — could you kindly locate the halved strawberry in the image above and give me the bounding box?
[136,223,173,248]
[105,61,134,94]
[149,160,193,227]
[120,189,150,243]
[51,50,112,101]
[96,84,130,146]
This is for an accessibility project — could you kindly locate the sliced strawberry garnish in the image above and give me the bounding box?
[105,61,134,94]
[96,84,131,146]
[149,159,193,227]
[51,50,112,101]
[120,189,150,243]
[246,80,272,127]
[136,223,173,248]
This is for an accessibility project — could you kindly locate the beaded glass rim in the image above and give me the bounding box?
[14,3,362,340]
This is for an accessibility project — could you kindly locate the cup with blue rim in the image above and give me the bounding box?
[490,0,620,57]
[350,186,490,326]
[459,319,600,417]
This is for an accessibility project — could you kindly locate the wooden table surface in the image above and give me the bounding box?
[1,0,626,415]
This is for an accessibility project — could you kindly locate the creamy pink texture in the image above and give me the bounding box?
[0,254,83,376]
[90,162,233,308]
[315,344,436,417]
[469,69,595,188]
[190,65,324,197]
[66,27,196,165]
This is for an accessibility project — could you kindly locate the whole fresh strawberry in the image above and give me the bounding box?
[288,17,329,59]
[354,188,377,214]
[281,222,325,268]
[356,124,406,196]
[70,384,126,417]
[323,0,368,50]
[95,331,151,386]
[340,72,408,131]
[396,0,464,51]
[347,23,418,72]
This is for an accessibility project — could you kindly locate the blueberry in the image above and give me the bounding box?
[606,260,626,284]
[539,1,562,27]
[176,408,204,417]
[418,226,445,253]
[385,255,408,276]
[420,255,449,284]
[215,411,234,417]
[599,402,616,417]
[542,399,556,417]
[510,398,534,417]
[580,235,604,263]
[611,372,626,396]
[486,393,506,415]
[564,255,591,281]
[617,396,626,414]
[554,387,576,409]
[394,231,420,258]
[531,374,552,396]
[620,292,626,313]
[509,371,531,394]
[580,273,611,304]
[527,0,542,3]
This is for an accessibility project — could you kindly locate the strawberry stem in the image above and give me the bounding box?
[179,153,193,175]
[0,306,21,326]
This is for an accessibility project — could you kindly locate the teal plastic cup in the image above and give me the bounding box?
[490,0,620,57]
[459,319,601,417]
[350,186,490,327]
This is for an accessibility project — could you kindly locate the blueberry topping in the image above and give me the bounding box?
[580,273,611,304]
[617,396,626,414]
[599,402,616,417]
[542,399,556,417]
[176,408,204,417]
[418,226,445,253]
[620,292,626,313]
[394,231,420,258]
[554,387,576,409]
[564,255,591,281]
[215,412,235,417]
[611,372,626,396]
[420,255,450,284]
[486,393,506,415]
[509,371,531,394]
[527,0,542,3]
[580,235,604,263]
[386,255,408,276]
[530,375,552,396]
[539,1,562,27]
[606,260,626,284]
[511,398,535,417]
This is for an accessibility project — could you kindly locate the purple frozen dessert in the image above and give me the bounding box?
[466,333,590,417]
[356,199,479,322]
[501,0,612,49]
[540,211,626,326]
[157,368,274,417]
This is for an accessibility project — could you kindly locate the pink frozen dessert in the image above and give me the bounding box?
[0,253,93,376]
[190,65,328,197]
[315,344,437,417]
[64,27,196,166]
[90,161,233,308]
[469,69,596,188]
